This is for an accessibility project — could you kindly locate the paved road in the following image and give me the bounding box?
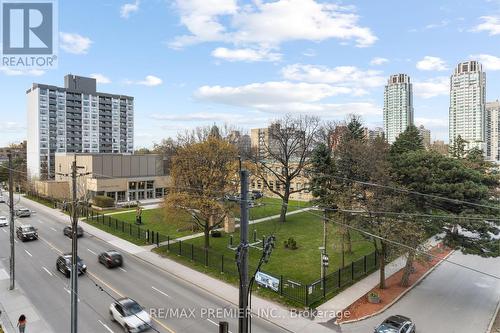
[341,252,500,333]
[0,198,289,333]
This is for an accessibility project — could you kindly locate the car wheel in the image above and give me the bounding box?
[123,324,130,333]
[65,270,70,278]
[109,311,115,322]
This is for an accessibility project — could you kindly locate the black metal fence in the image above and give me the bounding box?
[86,210,379,307]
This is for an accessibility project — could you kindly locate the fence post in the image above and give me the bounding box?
[191,244,194,261]
[115,219,118,230]
[323,275,326,298]
[156,233,160,247]
[221,255,224,273]
[147,229,150,243]
[137,226,140,238]
[205,248,208,266]
[337,269,341,288]
[351,261,355,281]
[364,255,367,273]
[280,275,283,296]
[178,240,182,255]
[305,285,309,307]
[122,221,124,232]
[167,236,170,251]
[129,223,132,236]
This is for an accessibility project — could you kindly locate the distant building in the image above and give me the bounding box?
[250,123,283,159]
[228,131,252,159]
[449,60,486,153]
[417,125,431,148]
[384,74,414,144]
[329,125,348,150]
[486,100,500,162]
[0,140,26,164]
[430,140,449,156]
[26,74,134,180]
[365,127,385,142]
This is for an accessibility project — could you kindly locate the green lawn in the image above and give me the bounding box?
[242,197,312,220]
[157,211,374,283]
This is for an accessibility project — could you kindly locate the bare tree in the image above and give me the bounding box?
[254,114,320,223]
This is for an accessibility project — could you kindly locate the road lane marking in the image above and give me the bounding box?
[14,239,18,243]
[207,318,218,326]
[119,267,127,272]
[98,320,115,333]
[64,287,80,302]
[1,229,6,233]
[42,266,53,277]
[24,249,32,257]
[151,286,171,298]
[87,248,97,255]
[38,220,44,224]
[50,227,57,232]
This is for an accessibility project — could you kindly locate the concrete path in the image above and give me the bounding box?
[0,261,54,333]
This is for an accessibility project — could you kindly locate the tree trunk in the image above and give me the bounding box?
[400,251,415,287]
[378,241,386,289]
[279,187,290,223]
[204,226,210,250]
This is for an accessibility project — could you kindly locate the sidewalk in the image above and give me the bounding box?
[0,262,53,333]
[315,236,441,320]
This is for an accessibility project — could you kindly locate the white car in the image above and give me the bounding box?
[0,216,8,227]
[110,297,152,333]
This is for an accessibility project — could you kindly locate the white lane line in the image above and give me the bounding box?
[1,229,6,233]
[50,227,57,232]
[64,288,80,302]
[207,318,219,326]
[14,239,18,243]
[119,267,127,272]
[24,249,33,257]
[98,320,115,333]
[151,286,171,298]
[42,266,53,277]
[87,248,97,255]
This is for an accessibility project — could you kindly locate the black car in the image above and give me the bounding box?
[63,225,84,238]
[16,225,38,241]
[98,250,123,268]
[56,254,87,278]
[374,315,416,333]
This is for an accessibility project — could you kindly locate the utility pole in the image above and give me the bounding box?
[8,152,15,290]
[238,170,249,333]
[70,158,78,333]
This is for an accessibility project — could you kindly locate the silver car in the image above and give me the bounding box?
[0,216,8,227]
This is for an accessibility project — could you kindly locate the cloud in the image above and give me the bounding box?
[151,112,249,122]
[171,0,377,51]
[211,47,282,62]
[0,68,45,76]
[473,16,500,35]
[126,75,163,86]
[424,19,450,30]
[194,81,381,117]
[416,56,448,71]
[281,64,385,90]
[471,54,500,70]
[89,73,111,84]
[413,77,449,98]
[302,49,317,57]
[370,57,389,66]
[59,32,92,54]
[0,122,25,132]
[120,0,140,18]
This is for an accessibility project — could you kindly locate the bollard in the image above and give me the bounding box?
[219,321,229,333]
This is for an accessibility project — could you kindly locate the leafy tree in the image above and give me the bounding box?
[449,135,467,159]
[389,125,424,159]
[310,143,335,205]
[165,136,238,249]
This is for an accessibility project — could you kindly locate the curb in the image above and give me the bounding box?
[486,299,500,333]
[21,197,297,333]
[340,248,455,325]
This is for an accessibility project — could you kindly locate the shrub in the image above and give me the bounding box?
[92,195,115,208]
[284,237,298,250]
[211,230,222,238]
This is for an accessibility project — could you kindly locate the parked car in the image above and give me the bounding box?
[250,190,263,199]
[63,225,84,238]
[15,208,31,217]
[0,216,8,227]
[56,254,87,278]
[109,297,152,333]
[0,196,5,203]
[98,250,123,268]
[374,315,416,333]
[16,225,38,241]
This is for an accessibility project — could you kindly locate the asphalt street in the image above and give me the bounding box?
[0,197,290,333]
[341,251,500,333]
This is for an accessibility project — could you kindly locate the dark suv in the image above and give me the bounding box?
[63,225,84,238]
[56,254,87,278]
[374,315,416,333]
[98,250,123,268]
[16,225,38,241]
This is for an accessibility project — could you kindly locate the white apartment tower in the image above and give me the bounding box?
[383,74,414,144]
[449,60,486,153]
[486,100,500,162]
[27,75,134,179]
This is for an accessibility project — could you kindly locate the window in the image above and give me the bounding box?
[138,181,145,190]
[155,188,164,198]
[128,181,137,190]
[146,180,154,189]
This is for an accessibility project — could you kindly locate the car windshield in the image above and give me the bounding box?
[22,226,35,232]
[123,301,142,316]
[375,323,399,333]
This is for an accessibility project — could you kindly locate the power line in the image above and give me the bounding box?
[305,209,500,280]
